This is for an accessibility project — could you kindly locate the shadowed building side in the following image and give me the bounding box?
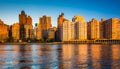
[57,13,65,41]
[87,18,102,40]
[103,18,120,39]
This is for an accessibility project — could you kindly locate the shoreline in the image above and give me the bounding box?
[0,42,63,45]
[0,42,120,45]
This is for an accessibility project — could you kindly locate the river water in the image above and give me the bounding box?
[0,44,120,69]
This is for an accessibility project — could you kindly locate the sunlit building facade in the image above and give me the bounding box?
[36,24,42,40]
[12,23,20,41]
[103,18,120,39]
[87,18,102,39]
[48,27,57,39]
[71,22,75,40]
[0,19,9,42]
[24,25,33,39]
[57,13,65,41]
[72,15,87,40]
[19,10,33,41]
[39,15,52,39]
[39,15,52,30]
[61,19,72,41]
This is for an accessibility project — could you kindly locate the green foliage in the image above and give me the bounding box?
[35,23,38,27]
[7,37,14,42]
[46,38,55,42]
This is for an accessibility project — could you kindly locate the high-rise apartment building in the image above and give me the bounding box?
[39,15,52,39]
[0,19,8,42]
[39,15,52,30]
[103,18,120,39]
[72,15,87,40]
[61,19,72,41]
[12,23,20,41]
[36,24,42,40]
[19,10,33,41]
[57,13,65,41]
[87,18,102,39]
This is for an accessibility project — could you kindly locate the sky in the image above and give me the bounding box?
[0,0,120,27]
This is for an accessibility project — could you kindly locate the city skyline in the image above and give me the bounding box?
[0,0,120,26]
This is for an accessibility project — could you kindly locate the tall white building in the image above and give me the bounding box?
[61,19,72,41]
[73,15,87,40]
[61,15,87,41]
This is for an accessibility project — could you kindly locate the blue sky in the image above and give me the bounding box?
[0,0,120,26]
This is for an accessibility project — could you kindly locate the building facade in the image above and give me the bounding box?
[72,15,87,40]
[103,18,120,39]
[36,24,42,40]
[57,13,65,41]
[19,10,33,41]
[39,15,52,30]
[87,18,102,39]
[39,15,52,39]
[12,23,20,41]
[61,19,72,41]
[48,27,57,39]
[0,19,8,42]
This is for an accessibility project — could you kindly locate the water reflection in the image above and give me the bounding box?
[91,44,101,69]
[0,44,120,69]
[75,44,89,69]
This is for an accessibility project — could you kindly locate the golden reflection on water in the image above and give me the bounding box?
[76,44,88,68]
[0,44,120,69]
[111,45,120,69]
[91,44,101,69]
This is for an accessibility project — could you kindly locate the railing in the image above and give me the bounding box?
[63,39,120,44]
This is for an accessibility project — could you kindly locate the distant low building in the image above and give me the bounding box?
[48,27,57,40]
